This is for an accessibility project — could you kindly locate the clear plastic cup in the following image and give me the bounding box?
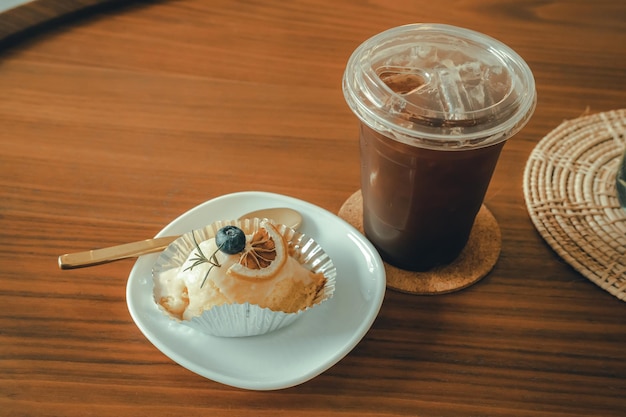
[342,24,536,271]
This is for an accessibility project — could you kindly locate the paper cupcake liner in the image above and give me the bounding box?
[186,303,304,337]
[152,218,336,337]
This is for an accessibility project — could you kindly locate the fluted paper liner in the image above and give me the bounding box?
[152,218,336,337]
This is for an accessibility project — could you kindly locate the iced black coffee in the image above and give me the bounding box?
[360,124,504,270]
[343,24,536,271]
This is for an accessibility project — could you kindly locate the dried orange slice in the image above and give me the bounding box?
[228,221,288,280]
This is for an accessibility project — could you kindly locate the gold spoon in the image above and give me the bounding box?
[58,207,303,270]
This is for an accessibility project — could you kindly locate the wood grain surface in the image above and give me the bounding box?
[1,1,625,416]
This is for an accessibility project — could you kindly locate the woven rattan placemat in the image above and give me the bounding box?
[523,109,626,301]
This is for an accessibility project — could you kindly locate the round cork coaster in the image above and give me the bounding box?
[338,190,501,295]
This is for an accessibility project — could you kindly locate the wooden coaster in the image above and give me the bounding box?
[338,190,501,295]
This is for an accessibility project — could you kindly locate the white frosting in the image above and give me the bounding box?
[155,234,320,320]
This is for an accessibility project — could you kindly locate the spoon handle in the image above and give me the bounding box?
[58,236,179,269]
[58,207,302,269]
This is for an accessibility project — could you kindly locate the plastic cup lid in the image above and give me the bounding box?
[342,24,537,149]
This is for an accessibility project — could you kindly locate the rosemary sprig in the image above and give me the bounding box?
[184,231,224,288]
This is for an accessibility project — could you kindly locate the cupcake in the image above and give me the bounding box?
[152,218,335,336]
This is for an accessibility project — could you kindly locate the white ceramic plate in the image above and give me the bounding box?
[126,191,386,390]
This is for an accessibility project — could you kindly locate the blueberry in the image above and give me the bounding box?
[215,225,246,254]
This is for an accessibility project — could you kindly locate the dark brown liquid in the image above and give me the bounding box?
[360,124,504,271]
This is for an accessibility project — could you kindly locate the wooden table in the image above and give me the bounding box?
[1,1,625,415]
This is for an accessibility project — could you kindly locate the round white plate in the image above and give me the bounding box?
[126,191,386,390]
